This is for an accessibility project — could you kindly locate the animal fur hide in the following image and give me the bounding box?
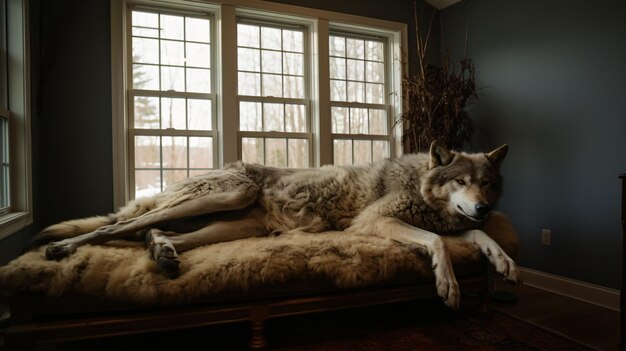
[0,212,518,305]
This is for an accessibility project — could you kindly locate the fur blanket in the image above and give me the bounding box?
[0,212,518,305]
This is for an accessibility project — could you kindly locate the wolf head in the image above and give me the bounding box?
[423,141,508,222]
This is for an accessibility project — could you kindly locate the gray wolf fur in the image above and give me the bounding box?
[32,141,519,309]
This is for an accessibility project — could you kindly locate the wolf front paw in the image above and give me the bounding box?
[146,229,181,279]
[45,241,76,260]
[437,276,460,310]
[496,256,521,284]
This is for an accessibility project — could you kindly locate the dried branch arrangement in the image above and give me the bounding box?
[400,2,478,153]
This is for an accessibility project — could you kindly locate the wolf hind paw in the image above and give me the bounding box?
[45,241,76,260]
[147,229,181,279]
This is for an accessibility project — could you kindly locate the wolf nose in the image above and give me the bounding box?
[475,203,491,216]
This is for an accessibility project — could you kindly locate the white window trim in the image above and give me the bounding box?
[0,0,32,240]
[112,0,406,208]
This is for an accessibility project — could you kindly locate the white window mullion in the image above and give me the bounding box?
[314,18,332,167]
[218,4,238,166]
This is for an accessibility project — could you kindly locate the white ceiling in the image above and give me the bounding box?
[424,0,462,10]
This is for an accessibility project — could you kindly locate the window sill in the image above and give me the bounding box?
[0,211,32,240]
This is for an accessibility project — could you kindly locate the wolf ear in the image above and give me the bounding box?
[485,144,509,170]
[429,141,453,169]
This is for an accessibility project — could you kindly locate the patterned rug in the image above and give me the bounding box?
[50,298,592,351]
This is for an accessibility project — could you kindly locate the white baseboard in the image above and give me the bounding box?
[519,267,620,311]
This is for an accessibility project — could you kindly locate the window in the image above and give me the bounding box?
[128,8,216,198]
[237,20,310,167]
[330,33,389,165]
[0,0,32,238]
[113,0,405,204]
[0,110,8,212]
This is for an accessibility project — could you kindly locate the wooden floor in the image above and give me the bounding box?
[490,284,620,351]
[0,284,620,350]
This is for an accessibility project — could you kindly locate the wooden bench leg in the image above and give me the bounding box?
[249,306,269,350]
[249,320,268,350]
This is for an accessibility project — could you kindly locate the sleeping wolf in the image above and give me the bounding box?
[33,141,519,309]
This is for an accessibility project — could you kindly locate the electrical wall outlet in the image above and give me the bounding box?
[541,229,551,246]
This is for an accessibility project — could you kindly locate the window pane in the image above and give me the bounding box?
[237,24,259,48]
[132,11,159,38]
[330,57,346,79]
[133,64,159,90]
[189,137,213,169]
[366,40,384,62]
[353,140,372,165]
[283,52,303,75]
[132,38,159,64]
[186,68,211,93]
[261,50,282,74]
[288,139,308,168]
[331,107,348,133]
[161,40,185,66]
[135,170,161,198]
[347,59,364,81]
[242,137,263,164]
[346,38,364,59]
[240,101,262,131]
[163,170,188,189]
[261,27,281,50]
[266,138,286,167]
[263,103,284,132]
[369,109,387,135]
[285,104,306,132]
[186,42,211,68]
[134,96,160,129]
[283,30,303,52]
[330,79,346,101]
[161,14,184,40]
[1,116,9,209]
[162,136,187,168]
[135,136,160,168]
[347,81,364,102]
[329,36,345,56]
[366,83,384,104]
[161,98,186,129]
[238,48,260,72]
[262,74,282,97]
[238,72,261,95]
[188,99,212,130]
[283,76,304,98]
[186,17,210,43]
[161,66,185,91]
[333,139,352,166]
[372,140,388,162]
[366,61,384,83]
[350,108,368,134]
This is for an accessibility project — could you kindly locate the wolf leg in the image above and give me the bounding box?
[145,209,266,278]
[45,183,260,261]
[461,229,520,283]
[353,217,461,309]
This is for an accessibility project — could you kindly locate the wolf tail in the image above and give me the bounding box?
[27,197,156,249]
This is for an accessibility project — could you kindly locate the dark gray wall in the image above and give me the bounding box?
[0,0,113,264]
[442,0,626,288]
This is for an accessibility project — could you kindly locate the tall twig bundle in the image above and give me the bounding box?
[400,2,477,153]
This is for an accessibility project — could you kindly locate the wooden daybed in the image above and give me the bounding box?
[0,212,518,350]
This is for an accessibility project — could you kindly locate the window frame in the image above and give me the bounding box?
[112,0,406,207]
[328,31,392,165]
[0,0,32,239]
[236,17,313,168]
[126,6,218,198]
